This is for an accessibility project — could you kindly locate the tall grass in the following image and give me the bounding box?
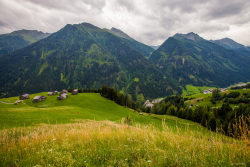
[0,119,249,166]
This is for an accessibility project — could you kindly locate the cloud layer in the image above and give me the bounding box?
[1,0,250,46]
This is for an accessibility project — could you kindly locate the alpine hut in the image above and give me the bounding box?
[33,96,42,103]
[60,90,68,96]
[20,94,30,100]
[41,96,46,100]
[57,94,67,100]
[72,89,78,95]
[53,91,58,95]
[48,92,53,96]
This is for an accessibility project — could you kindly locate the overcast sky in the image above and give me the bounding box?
[0,0,250,46]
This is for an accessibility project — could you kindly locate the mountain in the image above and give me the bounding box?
[104,27,154,59]
[149,32,250,88]
[0,23,181,100]
[173,32,204,41]
[150,45,160,50]
[0,30,51,55]
[209,38,250,57]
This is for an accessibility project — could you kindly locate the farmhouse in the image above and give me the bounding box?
[48,92,53,96]
[72,89,78,95]
[20,94,30,100]
[60,90,68,95]
[144,100,153,108]
[203,90,211,94]
[33,96,42,103]
[41,96,46,100]
[53,91,58,95]
[57,94,67,100]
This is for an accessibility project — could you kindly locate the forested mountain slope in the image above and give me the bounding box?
[149,33,250,88]
[0,23,181,100]
[0,30,51,55]
[210,38,250,57]
[104,27,155,59]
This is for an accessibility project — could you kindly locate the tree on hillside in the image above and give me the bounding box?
[209,117,217,131]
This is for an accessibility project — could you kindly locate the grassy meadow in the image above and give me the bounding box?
[0,92,249,166]
[183,87,250,109]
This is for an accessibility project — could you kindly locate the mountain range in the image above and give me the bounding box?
[0,30,51,55]
[209,38,250,57]
[0,23,249,100]
[149,32,250,87]
[0,23,181,101]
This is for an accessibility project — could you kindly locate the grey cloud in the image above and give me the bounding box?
[0,0,250,46]
[203,0,250,20]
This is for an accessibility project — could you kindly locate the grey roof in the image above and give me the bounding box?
[33,96,41,100]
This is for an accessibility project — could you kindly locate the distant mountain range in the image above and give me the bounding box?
[209,38,250,57]
[149,32,250,87]
[0,23,181,100]
[0,23,250,100]
[0,30,51,55]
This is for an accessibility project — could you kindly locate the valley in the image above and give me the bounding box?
[0,22,250,166]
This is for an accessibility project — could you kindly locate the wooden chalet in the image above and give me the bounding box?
[33,96,42,103]
[72,89,78,95]
[48,92,53,96]
[41,96,46,100]
[53,91,58,95]
[20,94,30,100]
[60,90,68,95]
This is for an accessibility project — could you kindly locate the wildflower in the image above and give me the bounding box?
[48,149,53,152]
[84,161,86,163]
[148,160,151,163]
[52,138,56,141]
[98,157,101,159]
[137,149,140,151]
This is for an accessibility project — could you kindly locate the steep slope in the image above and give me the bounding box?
[0,30,51,55]
[149,33,250,88]
[210,38,250,57]
[0,23,181,100]
[104,27,154,59]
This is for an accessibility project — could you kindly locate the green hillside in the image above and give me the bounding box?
[149,33,250,88]
[0,92,249,166]
[0,30,51,55]
[0,92,202,131]
[0,23,181,101]
[210,38,250,57]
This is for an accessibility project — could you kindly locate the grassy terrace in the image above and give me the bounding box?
[0,92,249,166]
[183,87,250,109]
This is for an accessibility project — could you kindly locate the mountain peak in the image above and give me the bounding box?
[104,27,132,40]
[209,37,245,50]
[80,22,99,30]
[173,32,204,41]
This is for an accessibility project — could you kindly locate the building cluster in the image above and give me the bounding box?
[144,98,164,108]
[203,88,226,94]
[19,89,78,103]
